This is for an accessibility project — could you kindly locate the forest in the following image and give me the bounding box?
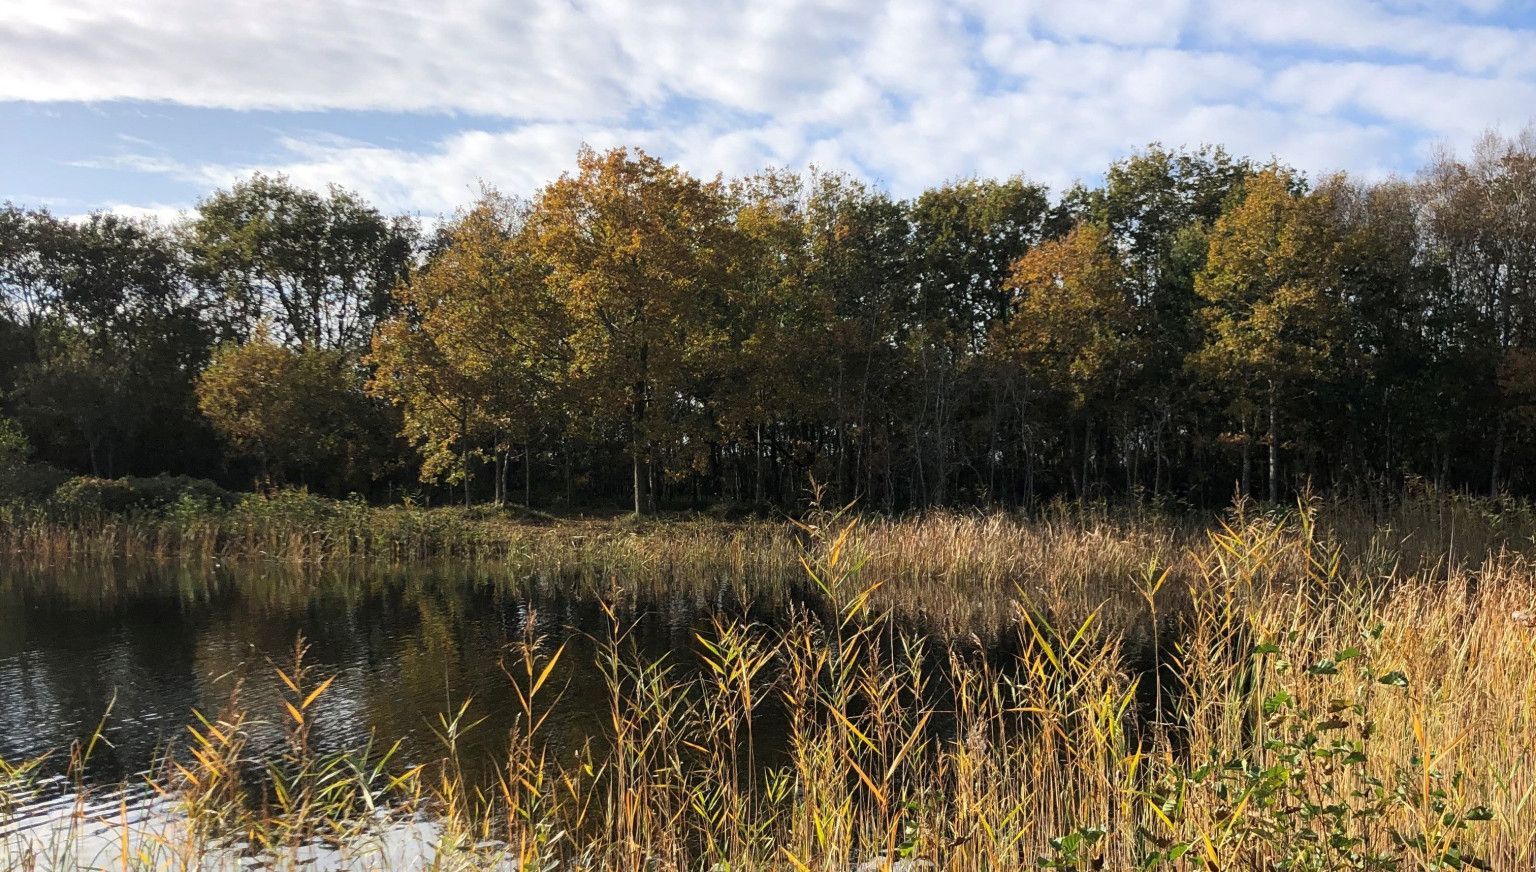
[5,132,1536,514]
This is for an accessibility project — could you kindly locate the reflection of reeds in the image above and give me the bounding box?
[16,488,1535,640]
[2,495,1536,868]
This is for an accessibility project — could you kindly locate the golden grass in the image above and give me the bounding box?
[3,493,1536,869]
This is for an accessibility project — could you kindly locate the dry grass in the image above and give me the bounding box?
[3,494,1536,869]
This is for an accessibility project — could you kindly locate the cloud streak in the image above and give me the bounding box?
[4,0,1534,214]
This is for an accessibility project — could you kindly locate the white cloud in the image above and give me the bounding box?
[5,0,1534,213]
[1267,62,1536,142]
[144,123,810,216]
[96,203,188,224]
[1201,0,1535,76]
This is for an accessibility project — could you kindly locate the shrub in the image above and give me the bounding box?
[0,415,28,467]
[124,475,237,512]
[50,476,137,513]
[50,474,236,515]
[231,487,337,528]
[0,461,72,504]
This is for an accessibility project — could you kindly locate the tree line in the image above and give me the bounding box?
[4,134,1536,513]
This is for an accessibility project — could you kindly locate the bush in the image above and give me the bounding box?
[51,476,136,513]
[124,475,237,512]
[230,487,337,528]
[50,474,236,515]
[0,461,73,504]
[0,415,29,467]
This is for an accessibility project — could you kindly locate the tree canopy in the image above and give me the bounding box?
[9,136,1536,510]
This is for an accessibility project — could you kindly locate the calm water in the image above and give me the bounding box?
[0,560,777,809]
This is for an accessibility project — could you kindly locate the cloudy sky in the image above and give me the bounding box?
[3,0,1535,220]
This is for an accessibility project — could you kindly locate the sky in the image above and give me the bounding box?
[3,0,1536,222]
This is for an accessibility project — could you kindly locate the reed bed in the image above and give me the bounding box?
[12,486,1529,637]
[4,496,1536,869]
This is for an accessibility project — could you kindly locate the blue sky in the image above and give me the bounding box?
[4,0,1536,221]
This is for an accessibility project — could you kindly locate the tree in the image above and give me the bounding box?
[712,170,829,504]
[1193,169,1341,502]
[822,174,920,506]
[1420,130,1536,492]
[907,177,1050,504]
[369,190,567,506]
[1086,146,1252,496]
[188,174,416,351]
[528,147,735,514]
[2,208,218,477]
[994,222,1140,495]
[910,177,1051,347]
[12,333,138,477]
[0,204,65,337]
[196,328,377,487]
[0,414,26,470]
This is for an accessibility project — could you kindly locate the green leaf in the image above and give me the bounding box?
[1464,806,1495,821]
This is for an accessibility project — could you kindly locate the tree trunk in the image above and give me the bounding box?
[524,441,532,507]
[754,423,764,504]
[495,445,507,507]
[1267,380,1279,504]
[1491,419,1505,497]
[562,436,573,505]
[1080,415,1092,499]
[631,339,651,514]
[632,451,649,515]
[1240,422,1251,499]
[460,408,473,508]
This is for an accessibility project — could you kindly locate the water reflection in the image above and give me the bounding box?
[0,560,762,791]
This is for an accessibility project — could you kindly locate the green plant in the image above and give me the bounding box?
[0,416,28,468]
[1139,637,1493,870]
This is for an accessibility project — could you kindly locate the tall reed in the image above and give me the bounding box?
[3,495,1534,869]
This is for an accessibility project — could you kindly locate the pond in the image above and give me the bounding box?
[0,559,792,865]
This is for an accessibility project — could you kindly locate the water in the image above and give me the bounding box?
[0,558,775,864]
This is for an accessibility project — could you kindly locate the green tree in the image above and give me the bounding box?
[188,174,416,351]
[805,172,913,508]
[908,177,1050,504]
[1420,130,1536,492]
[3,208,217,477]
[0,414,29,469]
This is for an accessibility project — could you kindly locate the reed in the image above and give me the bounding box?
[3,495,1535,869]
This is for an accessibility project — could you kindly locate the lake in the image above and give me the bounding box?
[0,558,796,867]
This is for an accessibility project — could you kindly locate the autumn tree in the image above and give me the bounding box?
[197,328,380,488]
[1193,168,1341,502]
[528,147,735,514]
[369,190,567,506]
[13,136,1536,508]
[995,222,1139,495]
[1037,147,1255,495]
